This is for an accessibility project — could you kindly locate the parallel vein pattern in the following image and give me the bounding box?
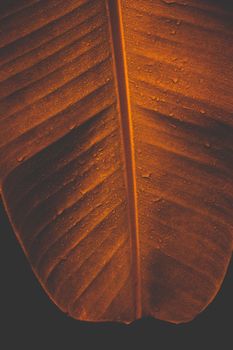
[0,0,233,324]
[0,0,135,322]
[122,0,233,322]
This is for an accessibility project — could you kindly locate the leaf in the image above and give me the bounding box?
[0,0,232,324]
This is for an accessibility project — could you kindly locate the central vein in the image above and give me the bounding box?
[106,0,141,318]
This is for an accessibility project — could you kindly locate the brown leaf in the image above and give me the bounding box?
[0,0,232,323]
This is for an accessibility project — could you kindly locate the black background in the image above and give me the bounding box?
[1,0,233,348]
[1,200,232,348]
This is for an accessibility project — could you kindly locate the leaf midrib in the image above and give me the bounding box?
[106,0,141,318]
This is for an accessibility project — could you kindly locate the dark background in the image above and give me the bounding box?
[1,200,232,348]
[0,0,233,348]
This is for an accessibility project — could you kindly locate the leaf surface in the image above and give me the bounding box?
[0,0,232,323]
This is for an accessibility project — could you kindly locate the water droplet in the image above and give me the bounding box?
[57,208,64,216]
[17,155,25,162]
[204,142,211,148]
[170,123,177,128]
[61,256,68,262]
[172,77,179,83]
[78,159,85,165]
[153,197,162,203]
[200,109,206,114]
[162,0,176,4]
[142,172,152,178]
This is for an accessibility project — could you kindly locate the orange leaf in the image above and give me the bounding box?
[0,0,232,323]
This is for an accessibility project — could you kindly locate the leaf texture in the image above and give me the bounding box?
[0,0,233,323]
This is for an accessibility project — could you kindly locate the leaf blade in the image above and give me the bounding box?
[0,0,233,324]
